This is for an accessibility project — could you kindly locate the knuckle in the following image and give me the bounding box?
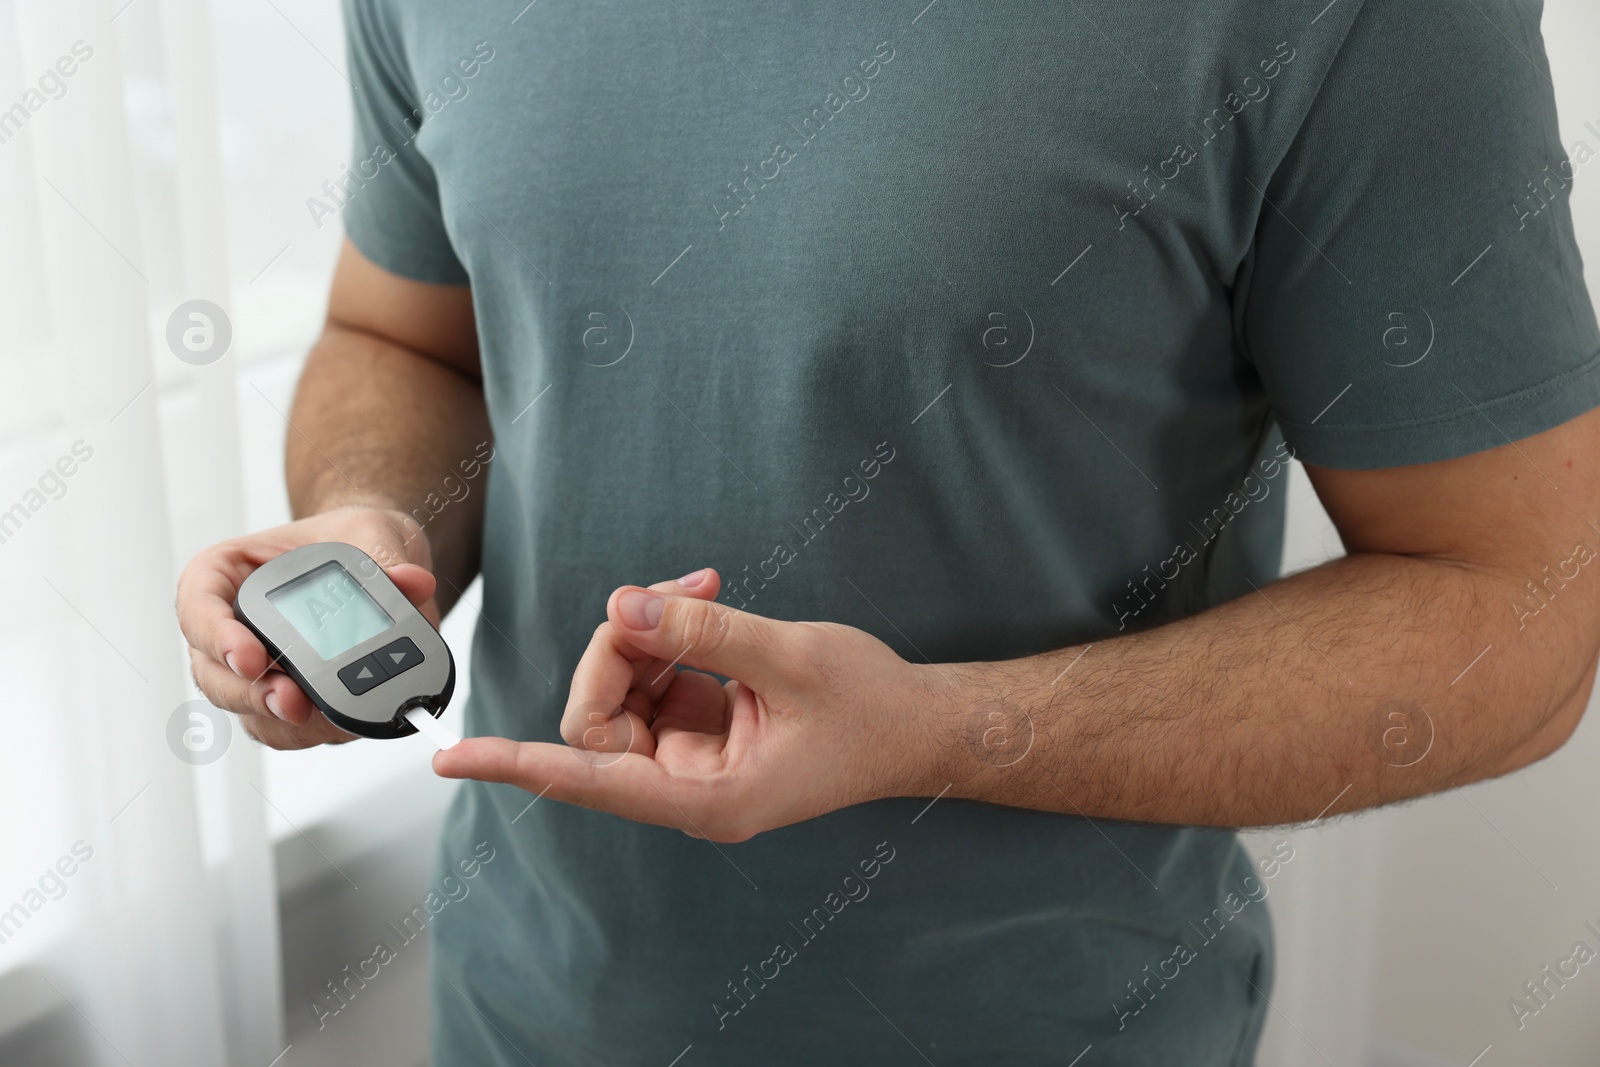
[559,716,587,748]
[788,625,831,671]
[246,682,290,721]
[241,713,342,751]
[678,601,730,657]
[560,701,616,749]
[187,649,243,710]
[240,716,294,750]
[793,621,865,691]
[368,511,429,568]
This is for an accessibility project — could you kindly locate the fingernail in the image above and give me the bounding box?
[617,590,664,630]
[224,651,242,677]
[264,691,288,721]
[677,567,710,588]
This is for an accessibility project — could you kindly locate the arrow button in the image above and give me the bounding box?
[339,655,387,695]
[374,637,424,681]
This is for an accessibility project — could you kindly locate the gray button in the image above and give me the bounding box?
[374,637,424,680]
[339,655,386,695]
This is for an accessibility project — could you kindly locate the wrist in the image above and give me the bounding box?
[904,661,1043,803]
[886,661,992,800]
[292,481,407,522]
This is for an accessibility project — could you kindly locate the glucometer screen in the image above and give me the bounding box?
[266,561,393,660]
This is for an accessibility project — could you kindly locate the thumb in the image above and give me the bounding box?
[385,563,441,626]
[608,582,798,692]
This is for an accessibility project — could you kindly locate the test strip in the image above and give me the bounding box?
[404,706,461,750]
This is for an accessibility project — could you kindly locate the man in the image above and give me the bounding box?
[177,0,1600,1062]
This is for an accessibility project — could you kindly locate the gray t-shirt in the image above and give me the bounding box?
[336,0,1600,1062]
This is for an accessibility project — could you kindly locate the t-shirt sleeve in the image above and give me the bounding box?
[1238,0,1600,470]
[338,0,469,285]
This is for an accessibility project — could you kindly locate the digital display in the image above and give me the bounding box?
[266,561,392,660]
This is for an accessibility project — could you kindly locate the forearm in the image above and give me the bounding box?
[286,322,491,612]
[927,551,1600,826]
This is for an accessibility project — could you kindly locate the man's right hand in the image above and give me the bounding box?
[177,506,439,750]
[185,239,489,749]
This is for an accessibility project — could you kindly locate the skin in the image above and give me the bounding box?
[180,239,1600,842]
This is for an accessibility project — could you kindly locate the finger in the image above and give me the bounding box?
[577,704,657,760]
[383,562,443,629]
[631,568,723,698]
[191,648,325,726]
[645,567,720,599]
[651,670,730,736]
[386,562,438,611]
[241,709,357,750]
[192,650,350,744]
[177,546,273,682]
[607,585,797,692]
[561,569,724,748]
[252,669,322,728]
[433,737,701,832]
[562,623,653,749]
[563,647,659,759]
[727,678,759,737]
[190,648,271,718]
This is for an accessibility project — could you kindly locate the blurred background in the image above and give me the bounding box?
[0,1,1597,1064]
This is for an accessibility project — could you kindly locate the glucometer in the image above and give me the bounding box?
[233,542,456,742]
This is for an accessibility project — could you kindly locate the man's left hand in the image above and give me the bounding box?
[433,568,939,841]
